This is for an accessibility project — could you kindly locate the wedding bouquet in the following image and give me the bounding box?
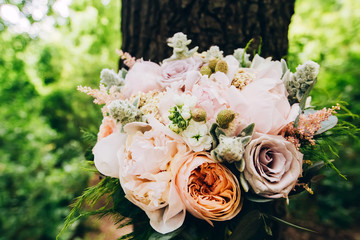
[58,33,352,239]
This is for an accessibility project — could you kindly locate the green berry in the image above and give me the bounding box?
[192,108,207,122]
[208,59,219,71]
[200,65,212,77]
[216,109,235,129]
[215,60,228,74]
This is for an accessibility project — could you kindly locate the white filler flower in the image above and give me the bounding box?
[182,120,212,152]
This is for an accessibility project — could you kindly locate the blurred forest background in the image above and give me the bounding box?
[0,0,359,239]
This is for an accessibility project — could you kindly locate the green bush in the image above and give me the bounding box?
[287,0,360,229]
[0,1,120,239]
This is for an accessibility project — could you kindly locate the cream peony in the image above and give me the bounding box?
[243,133,303,198]
[93,132,127,178]
[176,153,242,225]
[118,116,190,234]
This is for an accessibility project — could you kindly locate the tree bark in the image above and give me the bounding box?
[121,0,295,63]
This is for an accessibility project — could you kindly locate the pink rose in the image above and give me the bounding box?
[160,56,202,89]
[176,153,242,225]
[243,133,303,198]
[118,117,190,234]
[122,61,163,98]
[226,77,300,135]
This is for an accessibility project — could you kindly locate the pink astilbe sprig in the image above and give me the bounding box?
[116,49,139,68]
[282,104,340,147]
[77,85,123,116]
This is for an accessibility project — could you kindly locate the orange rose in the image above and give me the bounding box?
[176,153,242,225]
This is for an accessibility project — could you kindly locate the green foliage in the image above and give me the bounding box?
[0,0,120,239]
[288,0,360,229]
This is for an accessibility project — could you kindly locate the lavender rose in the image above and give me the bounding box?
[160,56,202,89]
[243,133,303,198]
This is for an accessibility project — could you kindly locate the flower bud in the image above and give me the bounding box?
[216,109,235,129]
[215,60,228,74]
[192,108,207,122]
[200,65,212,77]
[208,59,219,71]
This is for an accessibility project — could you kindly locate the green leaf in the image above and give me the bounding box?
[267,215,317,233]
[148,227,183,240]
[56,177,122,240]
[229,210,263,240]
[238,123,255,137]
[120,68,128,78]
[299,78,317,110]
[246,194,275,203]
[315,115,338,135]
[242,39,254,67]
[210,123,225,148]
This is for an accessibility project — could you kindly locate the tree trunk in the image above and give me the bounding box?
[121,0,295,63]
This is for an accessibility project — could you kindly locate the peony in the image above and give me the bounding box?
[97,116,117,140]
[190,77,229,123]
[122,61,163,98]
[223,55,240,81]
[118,116,190,234]
[176,153,242,224]
[226,76,300,135]
[93,132,127,178]
[243,133,303,198]
[160,56,202,89]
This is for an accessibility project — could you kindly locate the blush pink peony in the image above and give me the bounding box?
[122,61,163,98]
[226,77,300,135]
[117,116,190,234]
